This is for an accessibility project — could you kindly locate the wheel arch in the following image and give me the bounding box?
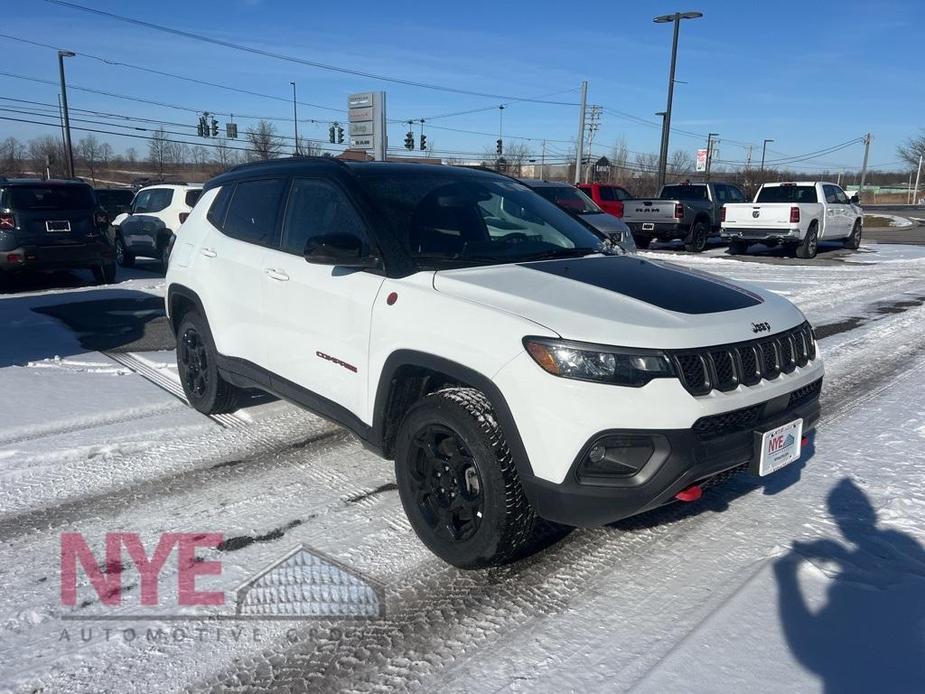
[166,283,207,337]
[372,350,536,486]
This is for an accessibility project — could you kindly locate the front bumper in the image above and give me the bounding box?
[521,381,821,527]
[0,240,113,272]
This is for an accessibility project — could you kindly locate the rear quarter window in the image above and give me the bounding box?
[185,190,202,207]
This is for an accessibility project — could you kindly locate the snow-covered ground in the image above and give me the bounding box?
[2,243,925,693]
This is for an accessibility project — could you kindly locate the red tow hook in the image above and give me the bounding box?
[675,484,703,502]
[801,436,810,447]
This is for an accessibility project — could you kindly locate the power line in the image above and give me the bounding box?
[42,0,581,106]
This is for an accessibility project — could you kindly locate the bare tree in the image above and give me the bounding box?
[246,120,284,161]
[632,152,661,197]
[0,136,26,174]
[76,134,106,184]
[504,142,532,177]
[125,147,138,165]
[668,149,694,178]
[295,136,321,157]
[211,138,240,169]
[149,127,171,176]
[29,136,66,178]
[190,145,209,169]
[897,130,925,169]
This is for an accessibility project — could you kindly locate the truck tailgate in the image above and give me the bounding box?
[723,203,794,228]
[623,199,678,224]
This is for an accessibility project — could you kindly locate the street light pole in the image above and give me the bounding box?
[704,132,718,181]
[290,81,300,156]
[759,138,774,175]
[654,10,702,190]
[57,50,76,178]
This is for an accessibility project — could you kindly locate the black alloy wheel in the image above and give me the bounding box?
[407,424,484,543]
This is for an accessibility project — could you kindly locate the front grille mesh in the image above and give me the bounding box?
[671,322,816,396]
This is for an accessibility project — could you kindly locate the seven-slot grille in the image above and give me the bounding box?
[670,322,816,396]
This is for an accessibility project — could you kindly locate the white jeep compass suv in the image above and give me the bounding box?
[113,183,203,269]
[165,159,824,568]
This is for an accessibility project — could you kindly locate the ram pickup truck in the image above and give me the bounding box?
[622,182,746,252]
[720,181,863,259]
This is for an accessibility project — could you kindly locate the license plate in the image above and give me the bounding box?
[754,419,803,476]
[46,220,71,233]
[642,222,655,231]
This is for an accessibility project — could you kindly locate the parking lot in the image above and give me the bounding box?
[3,235,925,692]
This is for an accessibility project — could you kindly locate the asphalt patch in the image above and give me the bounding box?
[216,519,305,552]
[33,296,175,352]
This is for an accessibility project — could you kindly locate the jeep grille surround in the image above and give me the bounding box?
[670,322,816,396]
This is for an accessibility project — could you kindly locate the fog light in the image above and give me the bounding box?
[578,435,657,481]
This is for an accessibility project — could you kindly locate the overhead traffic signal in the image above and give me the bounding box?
[404,131,414,150]
[329,124,336,143]
[496,138,503,155]
[336,124,344,144]
[420,133,427,151]
[197,117,206,137]
[210,118,219,137]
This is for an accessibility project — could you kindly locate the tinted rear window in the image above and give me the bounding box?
[756,186,818,203]
[185,190,202,207]
[660,185,707,201]
[95,190,134,206]
[5,185,95,210]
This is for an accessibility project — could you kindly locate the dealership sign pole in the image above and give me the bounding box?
[348,92,387,161]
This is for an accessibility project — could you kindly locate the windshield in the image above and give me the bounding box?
[756,185,818,203]
[357,171,606,267]
[660,185,707,201]
[5,185,96,211]
[532,185,601,215]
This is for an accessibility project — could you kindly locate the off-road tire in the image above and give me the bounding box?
[684,220,709,253]
[92,262,116,284]
[795,223,819,259]
[845,219,862,250]
[634,235,652,250]
[176,310,241,414]
[728,240,749,255]
[115,234,135,268]
[394,387,539,569]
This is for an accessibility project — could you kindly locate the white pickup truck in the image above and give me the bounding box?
[720,181,863,258]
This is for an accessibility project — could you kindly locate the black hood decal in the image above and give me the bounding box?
[519,256,763,314]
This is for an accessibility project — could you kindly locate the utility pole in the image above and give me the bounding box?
[759,138,773,176]
[585,105,602,183]
[57,94,67,154]
[704,132,718,181]
[908,172,914,204]
[540,139,546,180]
[654,10,703,189]
[290,82,300,156]
[574,80,588,185]
[858,132,872,201]
[57,50,76,178]
[913,153,922,206]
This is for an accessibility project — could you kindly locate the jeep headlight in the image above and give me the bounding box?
[523,337,674,387]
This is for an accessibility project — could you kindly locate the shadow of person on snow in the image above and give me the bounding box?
[774,478,925,693]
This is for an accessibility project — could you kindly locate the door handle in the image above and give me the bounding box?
[264,268,290,282]
[200,247,217,258]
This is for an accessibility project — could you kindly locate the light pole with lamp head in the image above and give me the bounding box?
[759,138,774,174]
[654,11,702,190]
[57,50,76,178]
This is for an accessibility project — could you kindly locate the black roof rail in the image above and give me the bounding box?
[223,155,348,175]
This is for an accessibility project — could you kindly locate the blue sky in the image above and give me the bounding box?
[2,0,921,171]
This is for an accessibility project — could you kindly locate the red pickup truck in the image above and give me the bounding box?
[577,183,634,218]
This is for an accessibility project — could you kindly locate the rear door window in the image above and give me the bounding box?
[221,178,287,246]
[822,185,841,204]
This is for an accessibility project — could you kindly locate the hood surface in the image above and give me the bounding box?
[433,255,805,349]
[580,213,630,235]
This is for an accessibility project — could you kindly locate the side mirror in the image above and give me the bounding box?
[303,232,380,269]
[849,195,860,205]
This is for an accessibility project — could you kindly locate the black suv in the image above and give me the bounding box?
[0,178,116,286]
[94,188,134,221]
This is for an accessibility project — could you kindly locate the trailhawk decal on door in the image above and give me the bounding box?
[519,256,763,314]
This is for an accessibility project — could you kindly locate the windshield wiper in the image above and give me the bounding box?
[517,247,600,262]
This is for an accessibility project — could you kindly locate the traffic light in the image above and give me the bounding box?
[404,131,414,150]
[197,118,205,137]
[496,138,503,155]
[336,124,344,144]
[211,118,219,137]
[420,133,427,151]
[329,124,336,144]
